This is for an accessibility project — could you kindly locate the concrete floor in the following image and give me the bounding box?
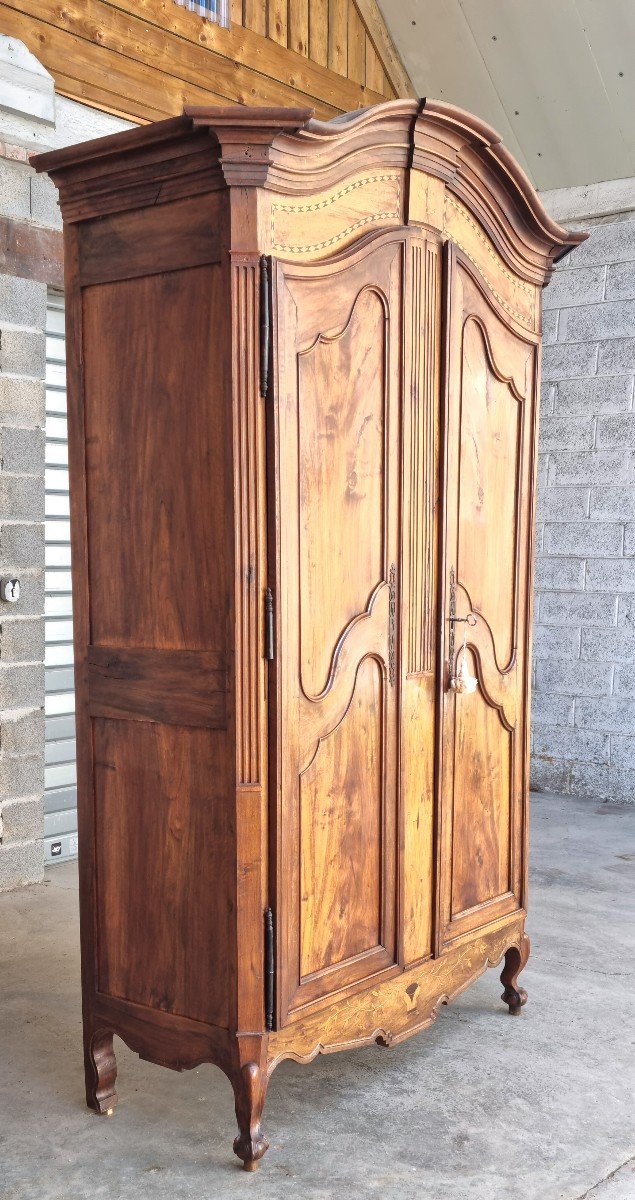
[1,793,634,1200]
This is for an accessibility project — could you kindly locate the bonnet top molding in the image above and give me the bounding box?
[258,97,586,277]
[32,98,584,276]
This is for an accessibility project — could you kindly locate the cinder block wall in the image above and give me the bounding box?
[0,266,47,888]
[0,38,129,891]
[0,41,51,889]
[532,182,635,802]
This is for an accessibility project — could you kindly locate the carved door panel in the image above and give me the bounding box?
[438,243,538,950]
[272,233,403,1026]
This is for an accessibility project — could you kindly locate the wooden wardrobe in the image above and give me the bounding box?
[33,101,583,1170]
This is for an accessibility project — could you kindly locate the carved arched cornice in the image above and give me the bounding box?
[413,99,586,283]
[190,98,583,282]
[265,98,418,191]
[262,98,584,282]
[33,98,585,282]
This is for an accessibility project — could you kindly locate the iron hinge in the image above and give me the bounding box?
[264,906,274,1032]
[264,587,274,661]
[260,255,270,399]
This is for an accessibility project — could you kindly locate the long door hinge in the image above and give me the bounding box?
[264,587,274,660]
[264,906,274,1032]
[260,255,270,399]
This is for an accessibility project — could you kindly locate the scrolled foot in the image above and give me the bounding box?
[500,935,530,1016]
[232,1061,269,1171]
[85,1028,118,1115]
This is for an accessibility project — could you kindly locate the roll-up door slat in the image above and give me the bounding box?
[45,291,77,865]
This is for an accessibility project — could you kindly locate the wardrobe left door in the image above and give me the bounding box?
[69,196,234,1031]
[271,232,405,1027]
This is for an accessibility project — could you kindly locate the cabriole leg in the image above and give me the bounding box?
[85,1028,118,1115]
[232,1060,269,1171]
[500,934,530,1015]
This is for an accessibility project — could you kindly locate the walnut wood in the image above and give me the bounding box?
[87,647,228,728]
[232,1061,269,1171]
[85,1028,118,1115]
[501,933,531,1015]
[33,100,584,1170]
[437,242,537,951]
[76,195,221,286]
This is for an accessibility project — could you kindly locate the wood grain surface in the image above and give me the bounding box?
[33,99,584,1170]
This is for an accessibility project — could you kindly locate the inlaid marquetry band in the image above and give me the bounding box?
[444,194,537,329]
[270,172,402,256]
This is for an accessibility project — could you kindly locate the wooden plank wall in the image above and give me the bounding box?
[0,0,415,125]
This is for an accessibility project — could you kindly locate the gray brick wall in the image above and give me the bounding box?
[0,39,130,891]
[0,38,50,887]
[0,278,46,888]
[532,188,635,802]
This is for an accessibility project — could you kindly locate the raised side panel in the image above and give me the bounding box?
[76,193,235,1032]
[95,719,232,1026]
[438,242,538,948]
[83,264,229,653]
[77,196,222,286]
[87,647,227,728]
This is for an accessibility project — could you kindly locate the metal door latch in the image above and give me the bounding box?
[0,577,20,603]
[447,567,478,694]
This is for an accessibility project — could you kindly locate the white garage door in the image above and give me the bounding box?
[44,291,77,864]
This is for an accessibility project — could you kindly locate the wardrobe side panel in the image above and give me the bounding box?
[74,194,235,1029]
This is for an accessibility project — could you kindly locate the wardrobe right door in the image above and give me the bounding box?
[437,241,539,951]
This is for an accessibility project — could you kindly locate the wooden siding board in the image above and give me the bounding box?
[365,38,384,94]
[0,0,413,137]
[51,72,164,124]
[309,0,329,67]
[327,0,347,75]
[289,0,310,58]
[267,0,288,46]
[347,2,365,85]
[2,0,392,115]
[352,0,416,98]
[0,5,240,121]
[0,1,344,117]
[243,0,266,36]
